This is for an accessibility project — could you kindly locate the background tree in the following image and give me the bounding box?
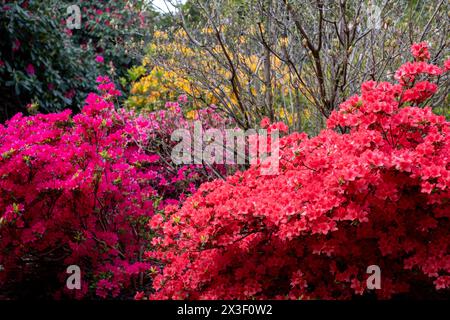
[143,0,449,134]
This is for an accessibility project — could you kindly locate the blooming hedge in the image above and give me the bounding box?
[0,76,230,299]
[147,44,450,299]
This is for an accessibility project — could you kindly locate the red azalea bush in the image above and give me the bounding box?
[147,44,450,299]
[0,76,230,299]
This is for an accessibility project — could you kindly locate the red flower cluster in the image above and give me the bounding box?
[411,42,431,61]
[395,61,442,86]
[0,77,228,299]
[147,45,450,300]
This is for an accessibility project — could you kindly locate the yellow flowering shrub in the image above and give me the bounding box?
[126,28,314,131]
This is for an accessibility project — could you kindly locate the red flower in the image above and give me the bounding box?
[12,39,20,52]
[134,291,145,300]
[411,42,431,61]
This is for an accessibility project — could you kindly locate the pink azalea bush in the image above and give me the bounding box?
[147,44,450,299]
[0,76,231,299]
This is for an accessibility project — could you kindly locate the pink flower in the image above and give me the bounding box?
[434,276,450,290]
[95,55,104,63]
[0,60,5,68]
[178,94,188,104]
[401,81,437,104]
[25,64,35,76]
[395,61,442,86]
[94,76,122,97]
[148,214,164,229]
[444,59,450,72]
[96,75,111,83]
[165,101,179,109]
[275,122,289,133]
[260,117,271,128]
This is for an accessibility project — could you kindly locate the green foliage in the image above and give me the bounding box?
[0,0,157,122]
[0,2,98,121]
